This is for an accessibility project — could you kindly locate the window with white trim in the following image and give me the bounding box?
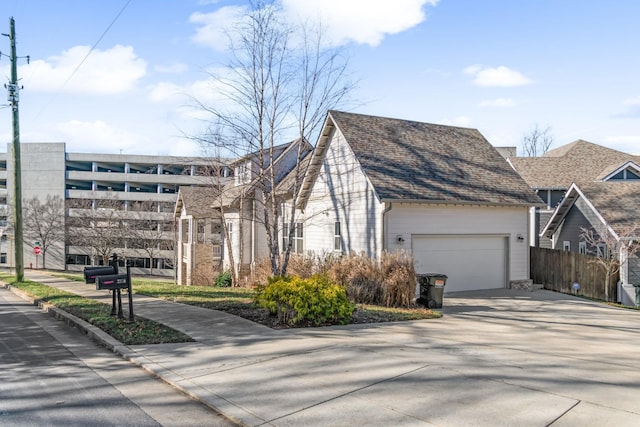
[597,243,607,258]
[334,221,342,251]
[563,241,571,251]
[578,241,587,255]
[283,222,303,254]
[196,219,205,243]
[283,223,289,251]
[293,223,303,254]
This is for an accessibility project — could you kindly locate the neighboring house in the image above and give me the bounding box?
[509,140,640,248]
[175,187,224,286]
[540,181,640,288]
[175,139,312,285]
[295,111,544,292]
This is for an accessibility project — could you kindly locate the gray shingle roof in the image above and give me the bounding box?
[578,182,640,235]
[328,111,543,206]
[175,186,221,218]
[510,140,640,189]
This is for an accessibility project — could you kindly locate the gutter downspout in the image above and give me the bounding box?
[251,199,256,276]
[382,202,393,254]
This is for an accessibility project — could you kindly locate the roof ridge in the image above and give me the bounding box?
[329,110,480,133]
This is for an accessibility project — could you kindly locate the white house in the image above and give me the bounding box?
[296,111,545,292]
[175,139,312,284]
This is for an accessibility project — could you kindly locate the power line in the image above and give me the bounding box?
[59,0,133,91]
[32,0,133,119]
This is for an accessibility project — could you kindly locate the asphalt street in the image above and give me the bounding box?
[0,287,235,427]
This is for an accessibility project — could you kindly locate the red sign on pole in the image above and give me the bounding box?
[33,246,41,255]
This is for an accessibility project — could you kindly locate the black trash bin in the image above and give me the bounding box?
[634,284,640,307]
[417,273,448,309]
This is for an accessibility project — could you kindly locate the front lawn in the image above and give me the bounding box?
[130,278,441,328]
[0,274,193,345]
[48,272,442,327]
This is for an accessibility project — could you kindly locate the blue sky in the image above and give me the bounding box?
[2,0,639,156]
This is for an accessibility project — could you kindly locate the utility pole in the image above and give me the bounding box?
[4,17,26,281]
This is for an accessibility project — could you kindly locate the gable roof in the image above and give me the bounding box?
[541,182,640,240]
[214,138,313,208]
[509,140,640,189]
[597,160,640,181]
[174,186,221,218]
[300,110,543,207]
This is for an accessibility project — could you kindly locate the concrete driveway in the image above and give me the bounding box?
[18,273,640,426]
[273,289,640,426]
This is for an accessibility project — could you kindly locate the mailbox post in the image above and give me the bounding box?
[84,253,135,322]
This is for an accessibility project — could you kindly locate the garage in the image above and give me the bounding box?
[413,235,508,292]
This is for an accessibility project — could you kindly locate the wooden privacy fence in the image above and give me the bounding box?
[530,247,619,301]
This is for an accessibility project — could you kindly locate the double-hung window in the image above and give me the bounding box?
[283,222,304,254]
[334,221,342,252]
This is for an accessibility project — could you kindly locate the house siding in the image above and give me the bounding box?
[387,204,530,281]
[627,253,640,285]
[537,209,554,249]
[302,128,384,258]
[248,193,272,269]
[553,198,601,253]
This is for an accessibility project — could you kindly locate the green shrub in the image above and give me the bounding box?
[215,270,232,287]
[254,275,354,326]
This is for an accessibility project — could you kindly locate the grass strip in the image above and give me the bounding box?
[0,274,193,345]
[50,272,442,325]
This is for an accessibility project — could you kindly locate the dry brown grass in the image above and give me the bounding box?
[191,263,218,286]
[379,251,416,308]
[329,253,381,305]
[247,251,417,308]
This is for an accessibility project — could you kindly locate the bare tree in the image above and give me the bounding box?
[522,124,554,157]
[128,201,174,276]
[22,195,66,269]
[67,197,126,266]
[196,1,353,278]
[580,225,640,301]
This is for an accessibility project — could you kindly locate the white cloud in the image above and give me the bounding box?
[23,45,146,94]
[190,1,438,50]
[440,116,472,127]
[154,63,189,74]
[190,6,247,50]
[464,65,532,87]
[148,70,228,105]
[56,120,143,153]
[604,135,640,154]
[281,0,437,46]
[148,82,185,103]
[623,96,640,106]
[479,98,516,107]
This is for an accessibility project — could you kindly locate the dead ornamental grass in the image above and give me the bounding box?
[249,251,417,308]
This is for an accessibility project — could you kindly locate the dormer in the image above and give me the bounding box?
[600,161,640,182]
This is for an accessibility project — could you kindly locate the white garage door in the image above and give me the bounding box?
[413,236,507,292]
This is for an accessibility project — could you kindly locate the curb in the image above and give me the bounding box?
[1,282,246,426]
[2,283,132,356]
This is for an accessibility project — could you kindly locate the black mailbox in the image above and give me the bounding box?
[84,266,117,284]
[83,254,134,322]
[95,274,129,291]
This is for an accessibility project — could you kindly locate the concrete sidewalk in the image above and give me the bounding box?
[12,271,640,426]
